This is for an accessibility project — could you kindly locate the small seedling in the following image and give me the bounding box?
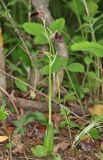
[60,105,80,141]
[14,111,47,135]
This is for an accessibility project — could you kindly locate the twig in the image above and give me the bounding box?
[0,87,19,116]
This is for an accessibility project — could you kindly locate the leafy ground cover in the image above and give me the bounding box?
[1,0,103,159]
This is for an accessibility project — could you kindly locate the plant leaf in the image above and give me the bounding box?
[41,56,67,75]
[29,111,48,125]
[71,41,103,57]
[14,78,27,92]
[35,35,48,44]
[50,18,65,33]
[7,0,28,9]
[0,106,8,121]
[60,105,70,117]
[70,121,80,129]
[89,128,100,139]
[6,60,24,75]
[31,145,47,157]
[87,1,98,16]
[23,22,45,36]
[44,123,54,154]
[87,71,97,79]
[68,63,85,72]
[68,0,84,16]
[84,56,92,65]
[64,92,76,101]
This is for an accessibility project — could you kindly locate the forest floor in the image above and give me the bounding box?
[0,100,102,160]
[0,124,101,160]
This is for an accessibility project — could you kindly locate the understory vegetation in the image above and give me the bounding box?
[0,0,103,159]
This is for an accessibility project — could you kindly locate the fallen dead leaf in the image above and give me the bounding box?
[0,136,8,142]
[12,142,24,154]
[79,142,92,151]
[12,133,24,154]
[12,133,21,144]
[6,126,15,135]
[89,104,103,115]
[54,141,70,153]
[52,114,62,127]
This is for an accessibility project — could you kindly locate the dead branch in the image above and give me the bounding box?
[8,96,89,116]
[10,96,60,112]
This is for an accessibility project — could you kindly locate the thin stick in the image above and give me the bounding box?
[0,87,19,115]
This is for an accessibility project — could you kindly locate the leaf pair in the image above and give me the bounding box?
[14,111,48,134]
[31,123,54,158]
[23,18,65,44]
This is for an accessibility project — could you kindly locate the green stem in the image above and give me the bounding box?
[82,64,90,87]
[65,113,72,141]
[43,20,52,125]
[49,58,52,125]
[83,0,100,98]
[28,0,32,21]
[73,0,85,39]
[65,69,83,111]
[83,0,96,41]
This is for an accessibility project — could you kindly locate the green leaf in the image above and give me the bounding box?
[30,111,48,125]
[0,10,11,18]
[14,78,27,92]
[71,41,103,57]
[7,0,28,9]
[64,92,76,101]
[14,114,34,134]
[60,105,70,117]
[87,1,98,16]
[50,18,65,33]
[6,142,15,149]
[68,0,84,16]
[83,15,94,23]
[70,121,80,129]
[68,63,85,72]
[84,56,92,65]
[60,120,67,128]
[87,71,97,79]
[41,56,67,75]
[6,60,24,75]
[12,47,31,66]
[31,145,47,157]
[23,22,45,36]
[82,87,89,94]
[0,106,8,121]
[35,35,48,44]
[14,127,26,135]
[14,124,23,134]
[14,114,29,127]
[44,124,54,154]
[71,35,84,43]
[89,128,100,139]
[51,56,67,72]
[51,153,62,160]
